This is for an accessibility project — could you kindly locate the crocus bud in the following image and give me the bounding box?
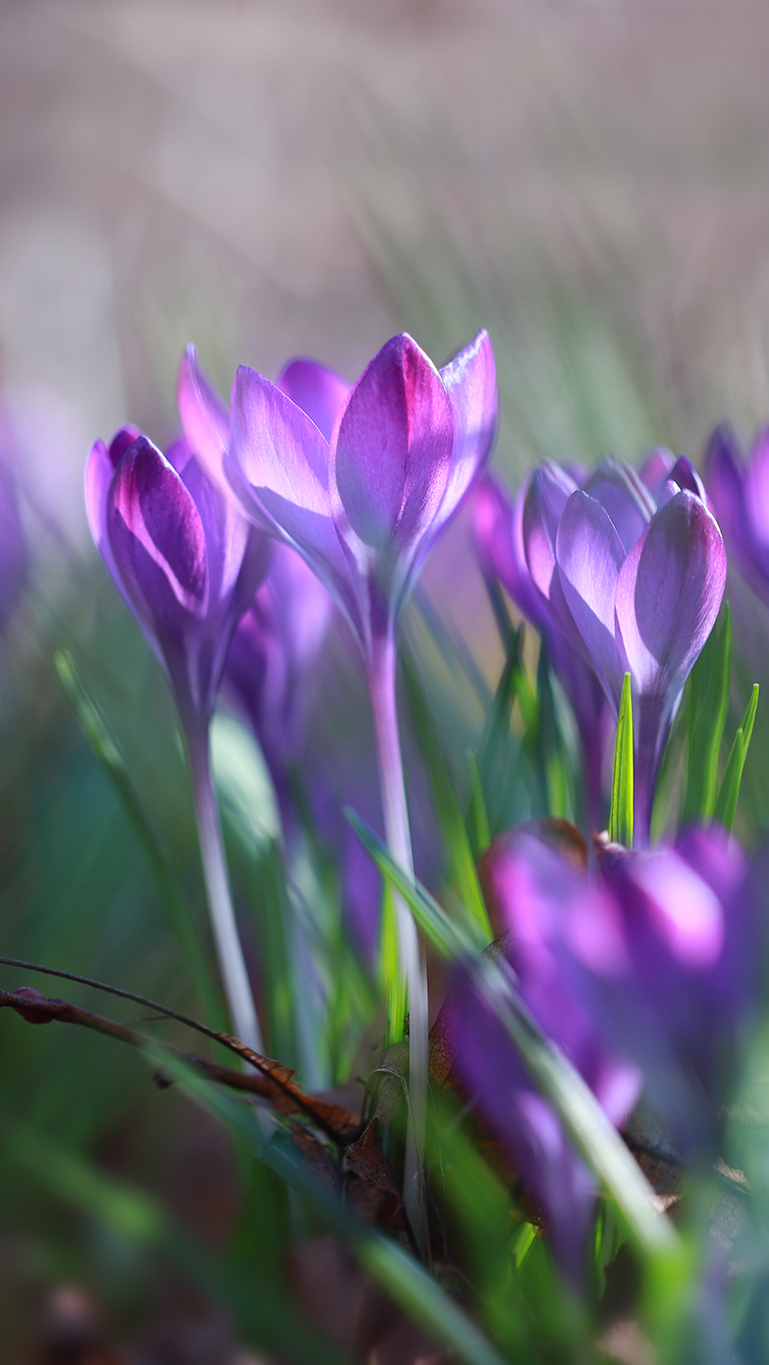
[86,356,271,731]
[704,423,769,607]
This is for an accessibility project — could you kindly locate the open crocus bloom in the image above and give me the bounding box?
[520,454,726,843]
[223,331,497,660]
[85,357,270,734]
[704,423,769,606]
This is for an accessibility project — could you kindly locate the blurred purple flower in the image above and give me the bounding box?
[0,434,26,625]
[516,455,726,843]
[447,829,640,1285]
[474,474,610,827]
[572,827,756,1157]
[704,423,769,607]
[223,540,332,832]
[86,364,270,733]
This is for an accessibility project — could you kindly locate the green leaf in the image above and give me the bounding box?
[714,684,759,832]
[381,879,407,1045]
[681,604,732,822]
[54,649,223,1026]
[347,811,680,1261]
[466,750,491,859]
[609,673,634,848]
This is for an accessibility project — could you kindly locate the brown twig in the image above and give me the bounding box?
[0,987,362,1145]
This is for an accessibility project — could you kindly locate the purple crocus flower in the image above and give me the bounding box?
[704,424,769,607]
[518,455,726,843]
[225,330,497,1242]
[565,827,755,1158]
[474,474,610,828]
[446,828,641,1285]
[85,351,271,1053]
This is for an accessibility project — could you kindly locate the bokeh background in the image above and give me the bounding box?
[3,0,769,1359]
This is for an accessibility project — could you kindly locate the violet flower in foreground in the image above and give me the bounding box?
[224,330,497,1240]
[85,353,270,1052]
[519,454,726,843]
[571,827,756,1158]
[704,423,769,607]
[445,828,641,1286]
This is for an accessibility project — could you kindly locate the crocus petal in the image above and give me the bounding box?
[555,491,626,704]
[433,329,497,532]
[667,455,708,504]
[639,447,676,495]
[226,365,357,625]
[177,345,233,496]
[332,333,453,561]
[277,358,351,443]
[615,490,726,698]
[85,426,142,600]
[474,473,549,631]
[704,425,745,549]
[522,463,577,601]
[744,427,769,558]
[582,457,655,555]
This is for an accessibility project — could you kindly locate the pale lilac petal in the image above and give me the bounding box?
[639,447,675,495]
[226,365,356,623]
[177,345,231,493]
[615,490,726,697]
[744,427,769,557]
[582,457,654,554]
[474,473,548,631]
[277,358,351,443]
[555,491,626,704]
[522,463,577,601]
[433,329,497,532]
[332,333,453,558]
[704,425,745,547]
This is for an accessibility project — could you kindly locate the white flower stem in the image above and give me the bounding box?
[367,631,429,1257]
[187,723,263,1054]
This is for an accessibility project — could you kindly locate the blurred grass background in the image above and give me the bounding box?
[3,0,769,1358]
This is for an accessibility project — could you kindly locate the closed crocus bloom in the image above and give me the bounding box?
[445,830,641,1286]
[704,424,769,606]
[86,352,271,1054]
[520,455,726,844]
[474,474,610,828]
[565,828,755,1159]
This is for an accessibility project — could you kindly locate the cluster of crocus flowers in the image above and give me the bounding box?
[87,330,497,1243]
[478,454,727,843]
[446,821,757,1283]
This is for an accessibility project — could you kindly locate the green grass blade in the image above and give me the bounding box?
[380,879,407,1045]
[357,1236,508,1365]
[714,684,759,832]
[55,649,223,1025]
[609,674,634,847]
[348,811,679,1260]
[466,750,491,859]
[681,604,732,822]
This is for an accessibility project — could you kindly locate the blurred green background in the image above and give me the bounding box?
[3,0,769,1359]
